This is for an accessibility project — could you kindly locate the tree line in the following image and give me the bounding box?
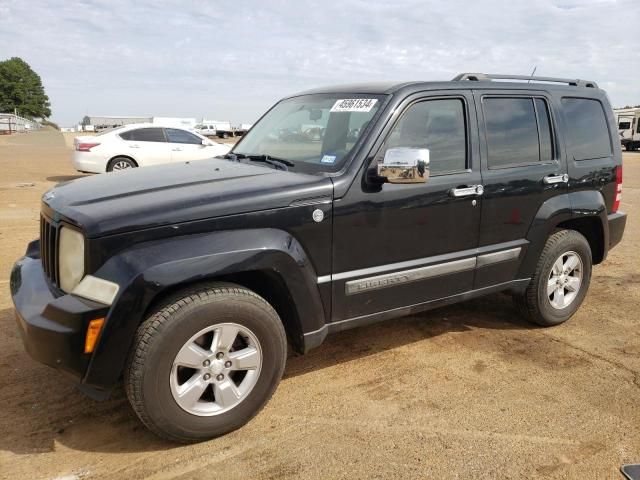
[0,57,51,119]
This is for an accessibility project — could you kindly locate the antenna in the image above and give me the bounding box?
[528,66,537,83]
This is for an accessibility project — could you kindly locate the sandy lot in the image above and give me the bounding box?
[1,130,639,479]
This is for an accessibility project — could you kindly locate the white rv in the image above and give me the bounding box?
[614,107,640,151]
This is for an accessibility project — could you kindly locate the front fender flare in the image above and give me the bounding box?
[83,228,325,389]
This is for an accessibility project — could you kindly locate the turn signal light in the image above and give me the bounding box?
[76,142,100,152]
[84,318,105,354]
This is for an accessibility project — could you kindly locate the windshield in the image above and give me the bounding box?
[233,94,385,173]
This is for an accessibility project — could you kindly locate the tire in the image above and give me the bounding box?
[124,282,287,443]
[514,230,592,327]
[107,156,137,172]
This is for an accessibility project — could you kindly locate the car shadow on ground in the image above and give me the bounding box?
[0,293,536,456]
[46,174,89,183]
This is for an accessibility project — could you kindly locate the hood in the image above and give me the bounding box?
[43,158,334,237]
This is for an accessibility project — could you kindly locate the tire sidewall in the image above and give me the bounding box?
[107,157,135,172]
[139,293,286,441]
[536,233,592,325]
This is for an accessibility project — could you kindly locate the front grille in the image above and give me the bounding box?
[40,214,59,285]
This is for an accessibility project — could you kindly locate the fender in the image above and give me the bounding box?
[518,190,608,278]
[82,228,326,389]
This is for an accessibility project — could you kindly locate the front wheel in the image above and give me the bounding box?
[124,283,287,443]
[514,230,592,326]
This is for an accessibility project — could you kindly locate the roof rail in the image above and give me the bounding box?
[452,73,598,88]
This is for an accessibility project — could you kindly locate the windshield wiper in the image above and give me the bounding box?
[223,153,294,171]
[246,154,294,171]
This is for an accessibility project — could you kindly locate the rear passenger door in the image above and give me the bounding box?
[119,127,171,166]
[474,91,568,289]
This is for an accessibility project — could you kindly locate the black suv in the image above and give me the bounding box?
[11,73,626,442]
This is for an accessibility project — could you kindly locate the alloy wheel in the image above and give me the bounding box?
[169,322,262,416]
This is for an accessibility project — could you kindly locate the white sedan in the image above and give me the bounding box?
[72,124,232,173]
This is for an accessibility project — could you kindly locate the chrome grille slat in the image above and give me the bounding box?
[40,215,59,286]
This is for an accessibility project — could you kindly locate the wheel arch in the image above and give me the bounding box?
[107,155,138,171]
[82,228,327,390]
[518,191,609,278]
[143,270,305,354]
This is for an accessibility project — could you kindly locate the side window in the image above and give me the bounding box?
[120,128,166,142]
[561,98,611,160]
[483,97,542,168]
[535,98,554,162]
[637,118,640,134]
[377,98,467,175]
[165,128,202,144]
[119,130,134,140]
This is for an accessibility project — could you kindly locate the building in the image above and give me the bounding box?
[80,115,197,132]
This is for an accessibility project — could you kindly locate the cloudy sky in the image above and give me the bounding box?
[1,0,638,126]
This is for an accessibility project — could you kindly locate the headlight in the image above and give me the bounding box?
[59,226,85,292]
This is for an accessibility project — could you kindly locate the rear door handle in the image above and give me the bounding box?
[172,147,183,151]
[450,185,484,197]
[129,144,140,149]
[543,173,568,184]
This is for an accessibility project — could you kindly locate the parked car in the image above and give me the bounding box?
[12,73,626,443]
[72,124,231,173]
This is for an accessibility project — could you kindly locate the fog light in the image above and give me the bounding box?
[84,318,105,354]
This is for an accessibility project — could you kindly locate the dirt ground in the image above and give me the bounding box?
[0,129,639,480]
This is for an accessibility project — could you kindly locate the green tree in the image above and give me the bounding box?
[0,57,51,118]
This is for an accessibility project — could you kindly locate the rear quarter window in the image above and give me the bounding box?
[561,98,611,160]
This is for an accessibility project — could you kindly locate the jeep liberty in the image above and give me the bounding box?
[11,73,627,442]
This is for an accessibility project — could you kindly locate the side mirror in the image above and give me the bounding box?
[202,139,211,146]
[377,147,429,184]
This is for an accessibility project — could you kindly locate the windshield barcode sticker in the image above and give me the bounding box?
[330,99,378,113]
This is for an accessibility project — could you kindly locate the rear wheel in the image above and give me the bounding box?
[107,156,137,172]
[514,230,592,326]
[124,282,287,443]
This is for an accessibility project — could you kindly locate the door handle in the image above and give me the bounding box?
[450,185,484,197]
[543,173,568,185]
[129,144,140,149]
[172,147,183,152]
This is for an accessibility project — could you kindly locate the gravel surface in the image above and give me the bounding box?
[1,130,639,479]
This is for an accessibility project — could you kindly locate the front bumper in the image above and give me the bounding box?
[10,250,110,383]
[608,212,627,250]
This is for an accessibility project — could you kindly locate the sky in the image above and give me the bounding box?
[1,0,638,126]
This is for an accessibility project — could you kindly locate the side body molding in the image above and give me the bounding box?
[83,228,325,389]
[518,191,608,278]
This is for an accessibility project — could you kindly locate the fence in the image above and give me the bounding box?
[0,114,41,134]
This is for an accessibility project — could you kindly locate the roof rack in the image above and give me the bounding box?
[452,73,598,89]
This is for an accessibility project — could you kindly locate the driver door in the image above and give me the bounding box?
[165,128,213,162]
[330,92,483,322]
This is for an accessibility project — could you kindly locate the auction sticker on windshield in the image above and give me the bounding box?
[330,99,378,112]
